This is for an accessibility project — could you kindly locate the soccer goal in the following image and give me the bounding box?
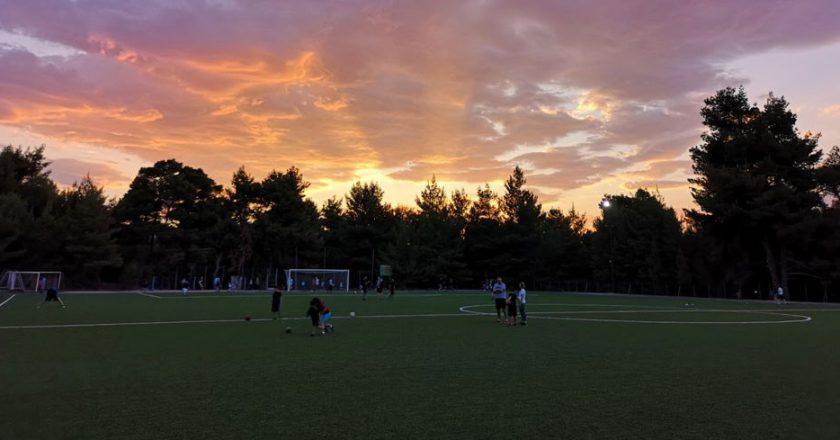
[0,270,63,292]
[284,269,349,292]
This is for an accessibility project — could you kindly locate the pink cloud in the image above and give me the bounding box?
[1,0,839,210]
[48,158,131,188]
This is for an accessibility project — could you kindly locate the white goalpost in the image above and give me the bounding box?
[284,269,350,292]
[0,270,63,292]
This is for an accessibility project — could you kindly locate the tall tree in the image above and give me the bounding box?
[0,145,59,268]
[344,181,393,280]
[500,166,544,284]
[688,87,823,295]
[225,167,260,277]
[464,184,504,283]
[113,159,222,287]
[255,167,322,276]
[54,176,122,288]
[592,189,681,294]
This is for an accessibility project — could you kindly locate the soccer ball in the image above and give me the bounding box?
[350,311,356,317]
[244,315,251,321]
[285,327,292,334]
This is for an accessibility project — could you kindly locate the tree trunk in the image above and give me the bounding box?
[780,246,790,300]
[761,239,781,292]
[213,253,222,277]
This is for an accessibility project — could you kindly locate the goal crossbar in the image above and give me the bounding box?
[284,269,349,292]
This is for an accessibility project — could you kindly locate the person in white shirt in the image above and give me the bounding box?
[491,277,507,323]
[775,286,785,304]
[517,282,527,326]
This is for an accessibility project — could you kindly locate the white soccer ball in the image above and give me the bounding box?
[350,311,356,317]
[684,303,689,306]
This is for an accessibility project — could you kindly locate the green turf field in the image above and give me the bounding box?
[2,290,839,439]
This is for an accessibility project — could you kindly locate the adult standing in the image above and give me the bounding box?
[388,277,396,299]
[37,288,66,309]
[491,277,507,323]
[271,287,283,320]
[361,276,369,300]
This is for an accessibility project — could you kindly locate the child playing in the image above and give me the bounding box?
[307,297,334,336]
[506,287,518,326]
[307,300,323,336]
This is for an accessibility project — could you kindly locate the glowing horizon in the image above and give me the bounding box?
[1,0,839,216]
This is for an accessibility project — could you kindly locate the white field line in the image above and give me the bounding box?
[459,304,812,324]
[2,303,831,330]
[155,293,453,299]
[529,315,811,325]
[0,312,481,330]
[0,294,16,309]
[136,292,161,299]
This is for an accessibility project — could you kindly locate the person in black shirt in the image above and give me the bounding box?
[506,289,518,326]
[271,287,283,320]
[388,278,396,298]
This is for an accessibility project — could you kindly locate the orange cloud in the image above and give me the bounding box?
[1,0,840,214]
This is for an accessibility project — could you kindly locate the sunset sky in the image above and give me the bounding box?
[1,0,839,215]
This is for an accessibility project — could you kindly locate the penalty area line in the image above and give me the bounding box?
[0,294,16,309]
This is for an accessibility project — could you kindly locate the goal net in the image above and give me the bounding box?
[0,270,63,292]
[284,269,349,292]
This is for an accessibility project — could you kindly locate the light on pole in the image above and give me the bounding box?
[599,198,614,292]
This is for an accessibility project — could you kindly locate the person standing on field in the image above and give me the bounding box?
[517,282,527,326]
[271,287,283,320]
[491,277,507,323]
[37,287,66,309]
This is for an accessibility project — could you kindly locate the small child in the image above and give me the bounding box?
[506,288,518,326]
[307,301,322,336]
[517,282,527,326]
[317,298,334,333]
[307,297,334,336]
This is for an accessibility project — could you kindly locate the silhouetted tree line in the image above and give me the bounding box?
[2,87,839,301]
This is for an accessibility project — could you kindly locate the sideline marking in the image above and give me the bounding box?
[0,312,479,330]
[0,294,16,309]
[136,292,161,299]
[154,293,452,299]
[458,304,812,325]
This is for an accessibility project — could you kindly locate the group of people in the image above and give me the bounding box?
[359,276,396,300]
[270,288,333,336]
[491,277,527,326]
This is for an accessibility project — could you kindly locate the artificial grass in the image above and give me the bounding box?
[1,291,839,439]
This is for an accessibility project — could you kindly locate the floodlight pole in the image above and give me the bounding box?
[599,198,615,293]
